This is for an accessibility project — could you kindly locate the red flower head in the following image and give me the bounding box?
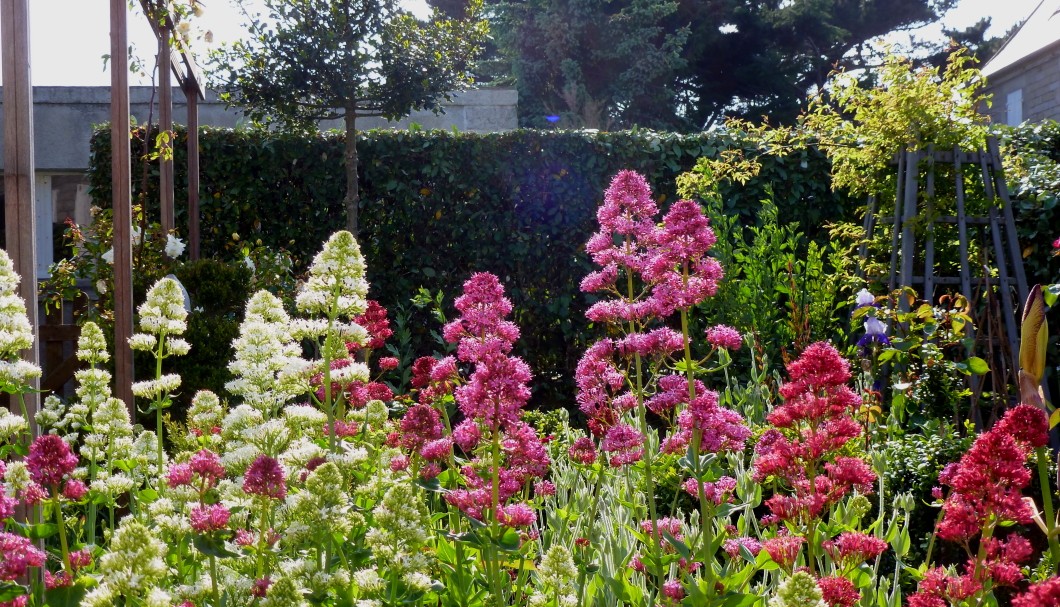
[26,435,78,488]
[243,455,286,500]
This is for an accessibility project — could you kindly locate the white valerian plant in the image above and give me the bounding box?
[0,249,41,419]
[130,277,190,477]
[293,231,371,452]
[227,290,306,416]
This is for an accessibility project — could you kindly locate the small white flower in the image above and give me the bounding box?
[165,234,186,258]
[95,279,108,295]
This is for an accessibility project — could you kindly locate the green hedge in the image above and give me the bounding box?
[88,127,853,407]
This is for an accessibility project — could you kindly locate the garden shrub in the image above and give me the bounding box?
[88,126,852,408]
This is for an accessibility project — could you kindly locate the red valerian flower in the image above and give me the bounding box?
[243,455,286,500]
[26,434,78,488]
[1013,576,1060,607]
[817,576,860,607]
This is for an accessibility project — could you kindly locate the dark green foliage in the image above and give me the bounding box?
[89,126,851,408]
[880,421,974,568]
[1003,120,1060,404]
[166,259,253,413]
[486,0,958,128]
[490,0,689,129]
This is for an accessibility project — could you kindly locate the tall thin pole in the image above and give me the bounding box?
[159,22,175,235]
[111,0,135,412]
[2,0,40,429]
[185,77,201,260]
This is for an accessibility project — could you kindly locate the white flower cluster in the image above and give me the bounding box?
[76,321,110,365]
[0,249,41,390]
[528,545,579,607]
[131,373,183,399]
[82,519,170,606]
[135,277,188,337]
[0,407,27,445]
[295,231,369,321]
[227,291,305,414]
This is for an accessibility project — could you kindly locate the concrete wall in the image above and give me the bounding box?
[0,86,517,277]
[0,86,519,171]
[984,45,1060,126]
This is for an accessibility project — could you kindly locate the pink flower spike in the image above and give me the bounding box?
[62,479,88,501]
[190,503,232,533]
[706,324,743,350]
[243,455,286,500]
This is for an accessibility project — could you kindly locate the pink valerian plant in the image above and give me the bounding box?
[243,455,286,500]
[643,199,724,317]
[423,273,549,528]
[190,503,232,533]
[351,300,393,352]
[752,342,876,526]
[935,404,1047,544]
[1014,577,1060,607]
[817,576,861,607]
[908,404,1048,604]
[705,324,742,350]
[0,531,46,581]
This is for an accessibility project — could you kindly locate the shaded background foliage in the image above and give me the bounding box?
[88,126,849,407]
[86,123,1059,409]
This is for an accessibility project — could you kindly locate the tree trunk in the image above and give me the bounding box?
[343,109,359,236]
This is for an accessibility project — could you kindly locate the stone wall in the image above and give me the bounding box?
[0,86,519,171]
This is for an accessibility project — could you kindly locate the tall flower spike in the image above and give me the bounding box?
[0,249,41,391]
[77,321,110,365]
[227,290,305,413]
[133,277,188,340]
[296,230,369,320]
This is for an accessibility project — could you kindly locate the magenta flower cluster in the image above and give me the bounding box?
[752,342,876,525]
[392,272,550,528]
[574,171,748,467]
[909,404,1049,606]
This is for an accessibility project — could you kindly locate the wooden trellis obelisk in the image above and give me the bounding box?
[862,136,1031,413]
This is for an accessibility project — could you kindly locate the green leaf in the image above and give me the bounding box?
[717,592,761,607]
[0,582,28,603]
[44,583,87,607]
[193,534,240,558]
[26,523,59,540]
[965,356,990,375]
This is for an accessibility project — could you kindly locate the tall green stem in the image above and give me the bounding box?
[209,554,221,606]
[52,490,72,572]
[681,308,715,592]
[627,271,661,604]
[1036,446,1060,570]
[155,336,165,478]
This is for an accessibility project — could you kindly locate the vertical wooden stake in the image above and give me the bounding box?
[2,0,40,429]
[111,0,135,413]
[185,77,201,260]
[159,24,175,235]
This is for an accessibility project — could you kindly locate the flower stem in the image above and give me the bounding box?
[52,489,72,572]
[1037,446,1060,571]
[210,554,221,606]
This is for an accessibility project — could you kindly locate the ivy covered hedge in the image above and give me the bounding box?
[88,127,853,407]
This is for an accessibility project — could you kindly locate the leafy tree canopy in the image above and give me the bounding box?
[480,0,968,129]
[211,0,487,233]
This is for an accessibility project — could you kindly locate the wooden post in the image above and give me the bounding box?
[2,0,40,429]
[185,76,201,260]
[159,24,175,235]
[111,0,135,412]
